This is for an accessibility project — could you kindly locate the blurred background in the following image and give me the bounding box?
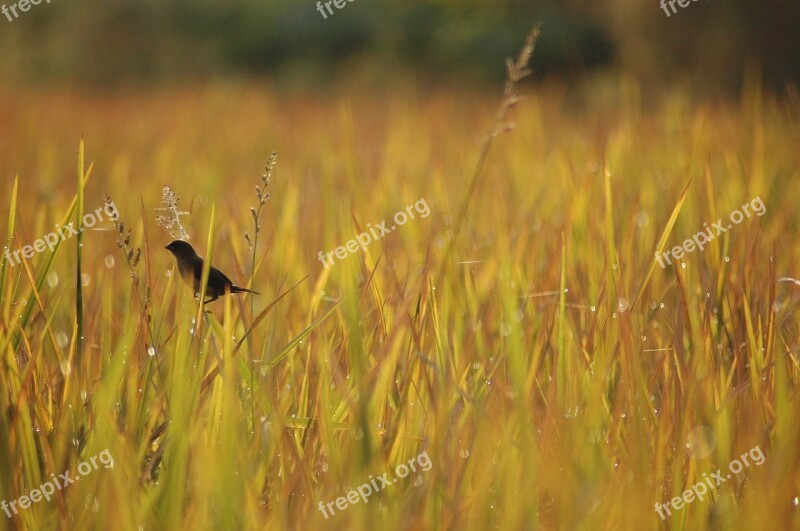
[0,0,798,97]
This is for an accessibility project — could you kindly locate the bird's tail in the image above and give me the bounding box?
[232,285,260,295]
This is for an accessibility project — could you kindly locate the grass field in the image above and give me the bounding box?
[1,66,799,530]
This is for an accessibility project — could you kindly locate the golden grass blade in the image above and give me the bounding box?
[631,178,692,308]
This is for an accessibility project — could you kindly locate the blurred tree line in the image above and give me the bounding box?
[0,0,797,94]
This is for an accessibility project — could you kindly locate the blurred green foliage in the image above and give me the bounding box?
[0,0,797,93]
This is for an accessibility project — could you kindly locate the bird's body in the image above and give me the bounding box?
[165,240,259,304]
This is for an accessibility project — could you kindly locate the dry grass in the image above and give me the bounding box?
[0,69,799,530]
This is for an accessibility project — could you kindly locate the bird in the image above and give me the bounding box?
[164,240,259,304]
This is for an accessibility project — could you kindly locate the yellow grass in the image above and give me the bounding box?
[0,72,799,530]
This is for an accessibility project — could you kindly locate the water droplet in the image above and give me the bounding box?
[724,256,730,263]
[617,298,629,312]
[686,426,716,459]
[147,346,156,357]
[81,274,91,286]
[47,271,59,287]
[60,361,72,376]
[459,448,470,459]
[56,331,69,348]
[590,306,596,312]
[104,255,115,268]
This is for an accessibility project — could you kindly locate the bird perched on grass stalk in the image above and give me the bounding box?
[165,240,259,304]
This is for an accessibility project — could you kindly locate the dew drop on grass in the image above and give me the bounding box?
[772,302,782,313]
[686,426,716,459]
[56,331,69,348]
[793,496,798,507]
[414,475,423,487]
[473,362,481,370]
[147,346,156,357]
[47,271,59,287]
[617,298,629,312]
[81,274,91,286]
[80,389,87,401]
[459,448,470,459]
[724,256,730,262]
[590,306,596,312]
[165,270,172,278]
[104,255,115,268]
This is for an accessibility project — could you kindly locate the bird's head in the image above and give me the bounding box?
[165,240,197,259]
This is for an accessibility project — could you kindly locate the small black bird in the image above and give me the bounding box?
[165,240,259,304]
